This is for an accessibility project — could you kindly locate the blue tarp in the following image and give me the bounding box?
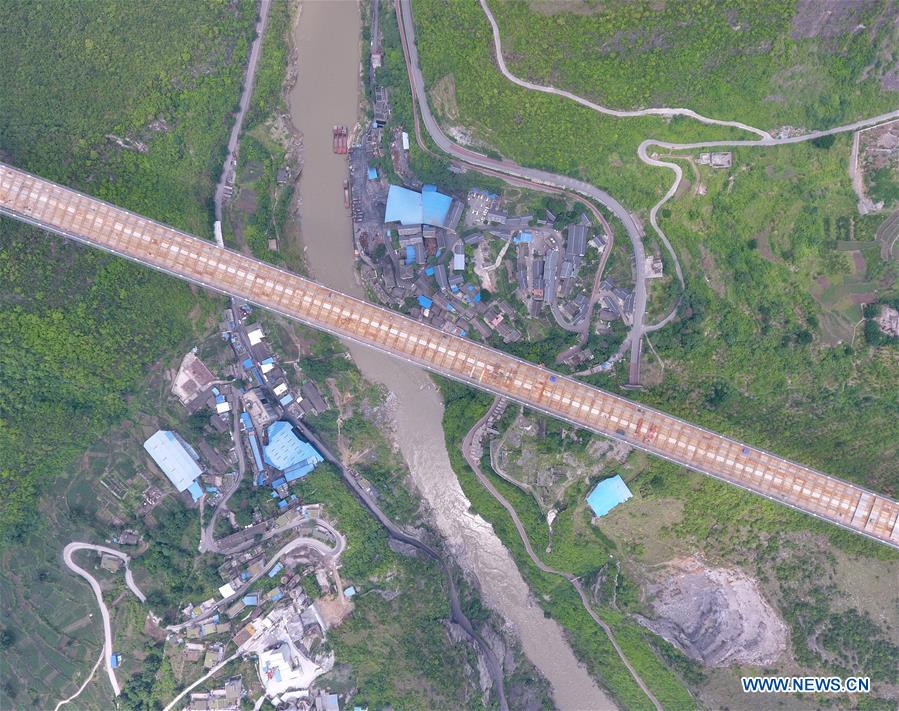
[243,358,253,369]
[425,266,435,276]
[586,475,633,517]
[405,245,415,262]
[186,481,204,502]
[344,586,356,598]
[270,590,284,602]
[417,295,433,309]
[384,184,452,226]
[277,499,288,509]
[367,167,378,180]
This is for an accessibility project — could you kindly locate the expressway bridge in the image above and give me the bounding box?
[1,162,897,550]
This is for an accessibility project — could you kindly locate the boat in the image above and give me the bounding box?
[343,179,350,209]
[332,125,348,154]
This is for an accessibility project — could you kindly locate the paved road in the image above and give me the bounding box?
[479,0,770,139]
[162,651,241,711]
[169,523,344,633]
[213,0,272,227]
[201,389,248,553]
[283,411,509,711]
[462,400,663,711]
[396,0,648,385]
[62,543,147,697]
[455,0,899,374]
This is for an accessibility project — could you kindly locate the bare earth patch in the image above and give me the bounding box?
[636,556,788,667]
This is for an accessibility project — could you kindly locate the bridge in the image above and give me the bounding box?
[1,161,897,550]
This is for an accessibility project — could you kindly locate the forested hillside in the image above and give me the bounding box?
[0,0,255,540]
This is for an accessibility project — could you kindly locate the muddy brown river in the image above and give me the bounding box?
[288,2,610,707]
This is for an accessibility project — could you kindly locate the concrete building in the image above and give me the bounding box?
[544,249,559,304]
[143,430,204,501]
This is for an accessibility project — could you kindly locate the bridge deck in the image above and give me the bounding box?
[1,162,897,549]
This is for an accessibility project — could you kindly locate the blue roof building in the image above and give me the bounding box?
[384,184,453,227]
[586,475,633,517]
[367,167,378,180]
[417,295,433,309]
[143,431,203,501]
[264,421,324,482]
[268,562,284,578]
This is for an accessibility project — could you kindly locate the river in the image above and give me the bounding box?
[287,2,609,707]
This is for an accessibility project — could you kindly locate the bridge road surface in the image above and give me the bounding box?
[1,161,897,550]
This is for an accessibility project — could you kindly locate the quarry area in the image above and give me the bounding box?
[635,556,788,667]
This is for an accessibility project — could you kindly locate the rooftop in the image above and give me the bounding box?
[384,184,453,227]
[263,421,324,482]
[586,475,633,517]
[143,430,203,498]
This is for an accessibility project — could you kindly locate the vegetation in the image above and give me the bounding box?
[411,0,754,212]
[486,0,899,129]
[438,379,694,710]
[293,466,488,709]
[0,1,258,544]
[639,141,898,495]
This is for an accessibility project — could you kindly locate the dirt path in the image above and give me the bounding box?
[463,398,663,711]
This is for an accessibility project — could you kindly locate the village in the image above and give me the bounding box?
[344,79,658,371]
[92,302,367,710]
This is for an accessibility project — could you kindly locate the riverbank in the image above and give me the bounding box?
[285,1,609,706]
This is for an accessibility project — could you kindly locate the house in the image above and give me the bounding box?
[566,224,588,259]
[100,554,123,573]
[300,381,327,415]
[452,241,465,271]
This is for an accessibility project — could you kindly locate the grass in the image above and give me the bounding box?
[0,0,255,543]
[438,379,695,710]
[486,0,899,130]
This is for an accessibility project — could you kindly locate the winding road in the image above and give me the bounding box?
[401,0,899,385]
[61,543,147,697]
[286,410,511,711]
[462,399,663,711]
[396,0,649,385]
